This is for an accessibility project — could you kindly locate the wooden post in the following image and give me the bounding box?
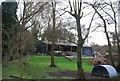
[71,46,73,52]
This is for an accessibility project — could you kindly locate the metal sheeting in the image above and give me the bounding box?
[91,65,118,78]
[42,41,77,46]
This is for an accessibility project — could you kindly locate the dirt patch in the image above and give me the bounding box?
[48,70,120,80]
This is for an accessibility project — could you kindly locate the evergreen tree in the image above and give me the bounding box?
[2,2,18,59]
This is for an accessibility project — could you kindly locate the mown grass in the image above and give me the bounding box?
[3,55,93,79]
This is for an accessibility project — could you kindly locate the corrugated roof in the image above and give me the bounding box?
[101,65,118,78]
[42,41,91,47]
[42,41,77,46]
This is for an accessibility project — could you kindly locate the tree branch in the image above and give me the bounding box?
[83,12,96,41]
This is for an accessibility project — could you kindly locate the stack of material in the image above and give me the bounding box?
[88,57,110,66]
[104,55,118,62]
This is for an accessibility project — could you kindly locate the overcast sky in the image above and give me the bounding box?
[59,0,119,46]
[1,0,119,46]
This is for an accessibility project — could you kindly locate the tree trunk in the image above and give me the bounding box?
[117,44,120,71]
[77,42,85,79]
[102,15,115,67]
[76,18,85,80]
[116,37,120,71]
[106,34,115,67]
[50,41,56,67]
[114,21,120,71]
[50,2,56,67]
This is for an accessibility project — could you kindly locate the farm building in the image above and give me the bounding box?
[36,41,93,56]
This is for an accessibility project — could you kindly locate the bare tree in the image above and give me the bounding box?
[14,1,48,78]
[85,1,115,67]
[101,0,120,70]
[49,2,57,67]
[18,1,48,54]
[67,0,96,79]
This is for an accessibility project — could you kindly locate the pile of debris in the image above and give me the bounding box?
[88,57,111,66]
[104,55,119,62]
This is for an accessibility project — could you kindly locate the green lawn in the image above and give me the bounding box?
[3,55,93,79]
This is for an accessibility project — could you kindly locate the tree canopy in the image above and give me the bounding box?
[2,2,18,58]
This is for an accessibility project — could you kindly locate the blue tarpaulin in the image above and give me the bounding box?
[82,46,93,56]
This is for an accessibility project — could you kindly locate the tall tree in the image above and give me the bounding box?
[49,2,56,67]
[67,0,95,79]
[15,1,48,78]
[14,1,48,58]
[85,1,115,67]
[2,2,18,60]
[103,0,120,70]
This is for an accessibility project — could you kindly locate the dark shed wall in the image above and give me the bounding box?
[36,42,47,53]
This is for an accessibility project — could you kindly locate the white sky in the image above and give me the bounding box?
[59,0,119,46]
[1,0,119,46]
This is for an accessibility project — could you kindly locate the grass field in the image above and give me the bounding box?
[3,55,93,79]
